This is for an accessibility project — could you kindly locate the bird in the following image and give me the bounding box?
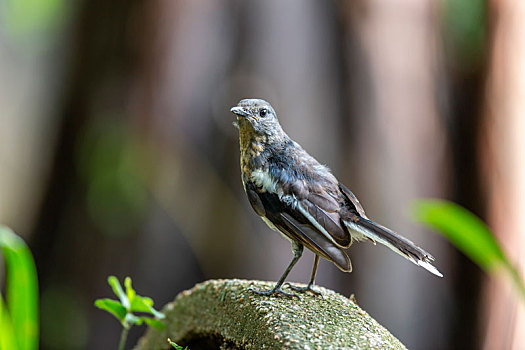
[230,98,442,298]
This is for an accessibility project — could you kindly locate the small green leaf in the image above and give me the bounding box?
[143,317,166,331]
[140,296,154,307]
[94,299,127,324]
[108,276,129,309]
[129,296,152,313]
[130,296,164,319]
[0,225,39,350]
[124,277,136,305]
[167,338,187,349]
[96,274,169,347]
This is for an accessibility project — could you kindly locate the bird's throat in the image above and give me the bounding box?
[239,133,268,177]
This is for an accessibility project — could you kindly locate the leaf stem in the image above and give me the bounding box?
[118,327,129,350]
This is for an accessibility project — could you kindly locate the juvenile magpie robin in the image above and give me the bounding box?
[231,98,442,298]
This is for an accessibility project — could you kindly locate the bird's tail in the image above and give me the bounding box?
[343,214,443,277]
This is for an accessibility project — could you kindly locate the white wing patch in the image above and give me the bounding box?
[417,260,443,277]
[250,169,278,193]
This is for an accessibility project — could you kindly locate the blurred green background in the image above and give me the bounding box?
[1,0,524,349]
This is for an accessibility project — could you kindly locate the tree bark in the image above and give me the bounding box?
[482,0,525,348]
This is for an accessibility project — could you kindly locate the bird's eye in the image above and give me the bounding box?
[259,108,268,117]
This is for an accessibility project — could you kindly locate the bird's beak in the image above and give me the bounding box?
[230,106,252,119]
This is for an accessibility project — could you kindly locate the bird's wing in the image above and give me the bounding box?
[270,160,353,248]
[295,190,352,247]
[245,186,266,217]
[245,180,352,271]
[279,212,351,272]
[338,183,368,218]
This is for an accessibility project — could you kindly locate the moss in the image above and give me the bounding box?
[135,279,406,350]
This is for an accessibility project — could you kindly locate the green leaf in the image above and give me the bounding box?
[0,225,39,350]
[123,277,164,318]
[108,276,129,309]
[124,277,136,305]
[413,199,525,299]
[413,200,506,271]
[129,296,152,313]
[130,296,164,319]
[97,274,168,346]
[139,296,154,307]
[167,338,186,350]
[0,294,19,350]
[142,317,166,331]
[94,299,127,325]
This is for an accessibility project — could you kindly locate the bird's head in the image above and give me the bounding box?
[230,99,285,140]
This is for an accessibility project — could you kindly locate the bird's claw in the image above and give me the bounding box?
[249,287,301,300]
[283,282,322,296]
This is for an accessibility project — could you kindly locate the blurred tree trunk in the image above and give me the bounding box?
[439,0,489,347]
[482,0,525,348]
[338,1,450,348]
[29,2,197,349]
[0,2,67,236]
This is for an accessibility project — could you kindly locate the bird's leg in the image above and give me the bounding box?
[250,242,303,299]
[285,254,322,295]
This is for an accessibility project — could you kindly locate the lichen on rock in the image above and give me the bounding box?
[135,279,406,350]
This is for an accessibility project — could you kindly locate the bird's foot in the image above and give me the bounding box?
[249,287,301,300]
[283,282,322,296]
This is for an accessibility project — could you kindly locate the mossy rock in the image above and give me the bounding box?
[135,279,406,350]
